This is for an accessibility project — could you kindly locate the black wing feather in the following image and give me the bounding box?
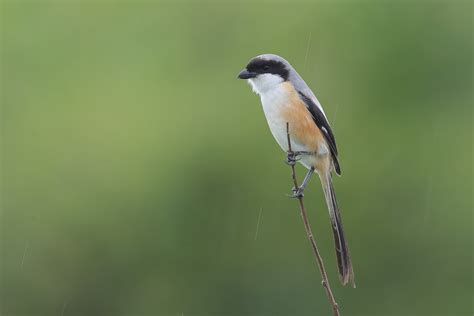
[298,91,341,175]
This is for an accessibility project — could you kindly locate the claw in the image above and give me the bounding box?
[285,152,300,166]
[285,158,296,166]
[287,186,304,198]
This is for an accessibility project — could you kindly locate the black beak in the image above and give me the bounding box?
[237,69,257,79]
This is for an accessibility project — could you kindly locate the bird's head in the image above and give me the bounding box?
[237,54,290,95]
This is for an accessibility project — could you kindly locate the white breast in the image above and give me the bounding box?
[259,85,293,152]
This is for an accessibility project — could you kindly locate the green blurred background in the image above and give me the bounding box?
[1,1,472,315]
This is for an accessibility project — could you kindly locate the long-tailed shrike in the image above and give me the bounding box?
[238,54,354,286]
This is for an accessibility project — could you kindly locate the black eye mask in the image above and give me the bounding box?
[246,59,289,81]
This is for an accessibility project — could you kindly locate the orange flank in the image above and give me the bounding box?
[280,82,325,153]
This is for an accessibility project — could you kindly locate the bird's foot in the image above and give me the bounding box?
[287,186,304,199]
[285,151,300,166]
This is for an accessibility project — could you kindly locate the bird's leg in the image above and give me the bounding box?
[288,167,315,198]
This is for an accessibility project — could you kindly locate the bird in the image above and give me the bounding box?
[237,54,354,286]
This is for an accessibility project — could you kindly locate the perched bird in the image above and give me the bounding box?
[237,54,354,286]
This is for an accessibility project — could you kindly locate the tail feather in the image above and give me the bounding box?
[320,172,355,287]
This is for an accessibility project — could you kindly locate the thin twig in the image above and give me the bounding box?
[286,122,341,316]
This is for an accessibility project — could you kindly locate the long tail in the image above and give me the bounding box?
[319,172,355,287]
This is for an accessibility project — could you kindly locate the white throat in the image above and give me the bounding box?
[247,73,284,95]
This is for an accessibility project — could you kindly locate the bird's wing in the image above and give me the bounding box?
[297,90,341,175]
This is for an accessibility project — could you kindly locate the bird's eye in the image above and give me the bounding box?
[263,65,270,71]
